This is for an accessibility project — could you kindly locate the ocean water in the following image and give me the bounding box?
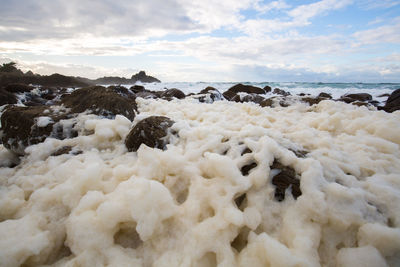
[134,81,400,99]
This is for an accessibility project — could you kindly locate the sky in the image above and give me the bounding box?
[0,0,400,82]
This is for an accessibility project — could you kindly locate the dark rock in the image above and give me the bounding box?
[301,96,329,106]
[338,96,355,104]
[0,89,17,105]
[342,93,372,102]
[51,146,72,156]
[232,93,265,104]
[352,101,369,107]
[259,98,274,107]
[1,106,75,154]
[223,84,266,100]
[130,85,146,93]
[241,147,252,155]
[318,92,332,99]
[377,93,391,98]
[125,116,175,152]
[288,148,308,158]
[263,85,272,93]
[135,91,159,99]
[240,162,257,176]
[271,160,302,201]
[383,89,400,113]
[131,71,161,83]
[197,87,223,103]
[298,93,306,96]
[369,100,380,107]
[273,88,291,96]
[161,88,185,100]
[3,83,33,93]
[61,86,136,120]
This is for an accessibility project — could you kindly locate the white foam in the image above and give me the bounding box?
[0,99,399,266]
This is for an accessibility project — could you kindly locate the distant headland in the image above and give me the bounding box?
[0,62,161,87]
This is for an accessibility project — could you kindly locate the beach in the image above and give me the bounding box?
[1,83,400,266]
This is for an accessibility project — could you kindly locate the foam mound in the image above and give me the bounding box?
[1,98,400,266]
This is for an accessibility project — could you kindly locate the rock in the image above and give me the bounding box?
[0,89,17,105]
[271,160,302,201]
[377,93,391,98]
[259,98,274,107]
[197,87,223,103]
[352,101,369,107]
[131,71,161,83]
[318,92,332,99]
[232,94,265,104]
[125,116,175,152]
[263,85,272,93]
[135,91,160,99]
[301,96,329,106]
[1,105,76,154]
[130,85,146,93]
[161,88,185,100]
[383,88,400,113]
[223,84,266,100]
[341,93,372,102]
[338,96,355,104]
[273,88,291,96]
[61,86,136,120]
[240,162,257,176]
[3,83,33,93]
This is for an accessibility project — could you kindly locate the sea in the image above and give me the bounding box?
[133,81,400,99]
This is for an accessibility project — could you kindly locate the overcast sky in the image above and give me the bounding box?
[1,0,400,82]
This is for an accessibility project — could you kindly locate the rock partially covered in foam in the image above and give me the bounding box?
[125,116,175,152]
[61,86,136,120]
[223,84,266,100]
[0,106,76,154]
[271,160,302,201]
[383,88,400,113]
[160,88,185,100]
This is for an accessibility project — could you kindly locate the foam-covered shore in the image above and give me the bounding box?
[1,95,400,266]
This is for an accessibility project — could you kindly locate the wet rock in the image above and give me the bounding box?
[318,92,332,99]
[263,85,272,93]
[232,94,265,104]
[223,84,266,100]
[51,146,72,156]
[339,93,372,104]
[240,162,257,176]
[160,88,185,100]
[0,89,17,105]
[288,148,308,158]
[135,91,160,99]
[383,88,400,113]
[1,106,75,154]
[3,83,33,93]
[271,160,302,201]
[259,98,274,107]
[125,116,175,152]
[273,88,291,96]
[352,101,369,107]
[301,96,329,106]
[130,85,146,93]
[377,93,391,98]
[197,87,223,103]
[61,86,136,120]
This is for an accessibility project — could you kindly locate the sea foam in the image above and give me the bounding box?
[0,97,399,266]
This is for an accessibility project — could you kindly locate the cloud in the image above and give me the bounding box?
[353,18,400,44]
[288,0,353,23]
[0,0,197,41]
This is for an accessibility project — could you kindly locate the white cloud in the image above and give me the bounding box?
[288,0,353,23]
[354,19,400,44]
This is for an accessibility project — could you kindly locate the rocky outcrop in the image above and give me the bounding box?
[131,71,161,83]
[0,105,75,154]
[0,89,17,106]
[223,84,266,100]
[125,116,175,152]
[61,86,136,121]
[383,89,400,113]
[3,83,33,93]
